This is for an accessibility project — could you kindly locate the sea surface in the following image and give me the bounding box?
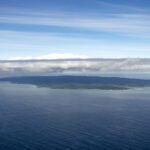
[0,82,150,150]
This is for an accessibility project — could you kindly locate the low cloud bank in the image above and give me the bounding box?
[0,58,150,77]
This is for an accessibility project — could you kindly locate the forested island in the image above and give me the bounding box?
[0,75,150,90]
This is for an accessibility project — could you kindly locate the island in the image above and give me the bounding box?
[1,75,150,90]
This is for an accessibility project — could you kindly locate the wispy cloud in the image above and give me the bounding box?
[96,1,150,13]
[0,2,150,59]
[0,5,150,39]
[0,14,150,38]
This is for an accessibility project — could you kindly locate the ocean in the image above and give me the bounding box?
[0,82,150,150]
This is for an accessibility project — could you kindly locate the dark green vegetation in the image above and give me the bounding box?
[1,75,150,90]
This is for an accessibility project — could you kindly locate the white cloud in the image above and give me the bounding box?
[7,53,89,60]
[0,59,150,78]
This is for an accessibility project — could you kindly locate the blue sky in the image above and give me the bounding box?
[0,0,150,59]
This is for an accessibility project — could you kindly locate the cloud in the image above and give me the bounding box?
[0,9,150,38]
[0,14,149,31]
[7,53,89,60]
[1,0,150,40]
[96,1,149,13]
[0,59,150,77]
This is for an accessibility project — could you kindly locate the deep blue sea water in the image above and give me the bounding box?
[0,82,150,150]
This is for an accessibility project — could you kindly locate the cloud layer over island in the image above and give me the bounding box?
[0,58,150,77]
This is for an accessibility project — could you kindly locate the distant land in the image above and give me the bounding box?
[1,76,150,90]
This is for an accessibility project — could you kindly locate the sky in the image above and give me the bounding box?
[0,0,150,59]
